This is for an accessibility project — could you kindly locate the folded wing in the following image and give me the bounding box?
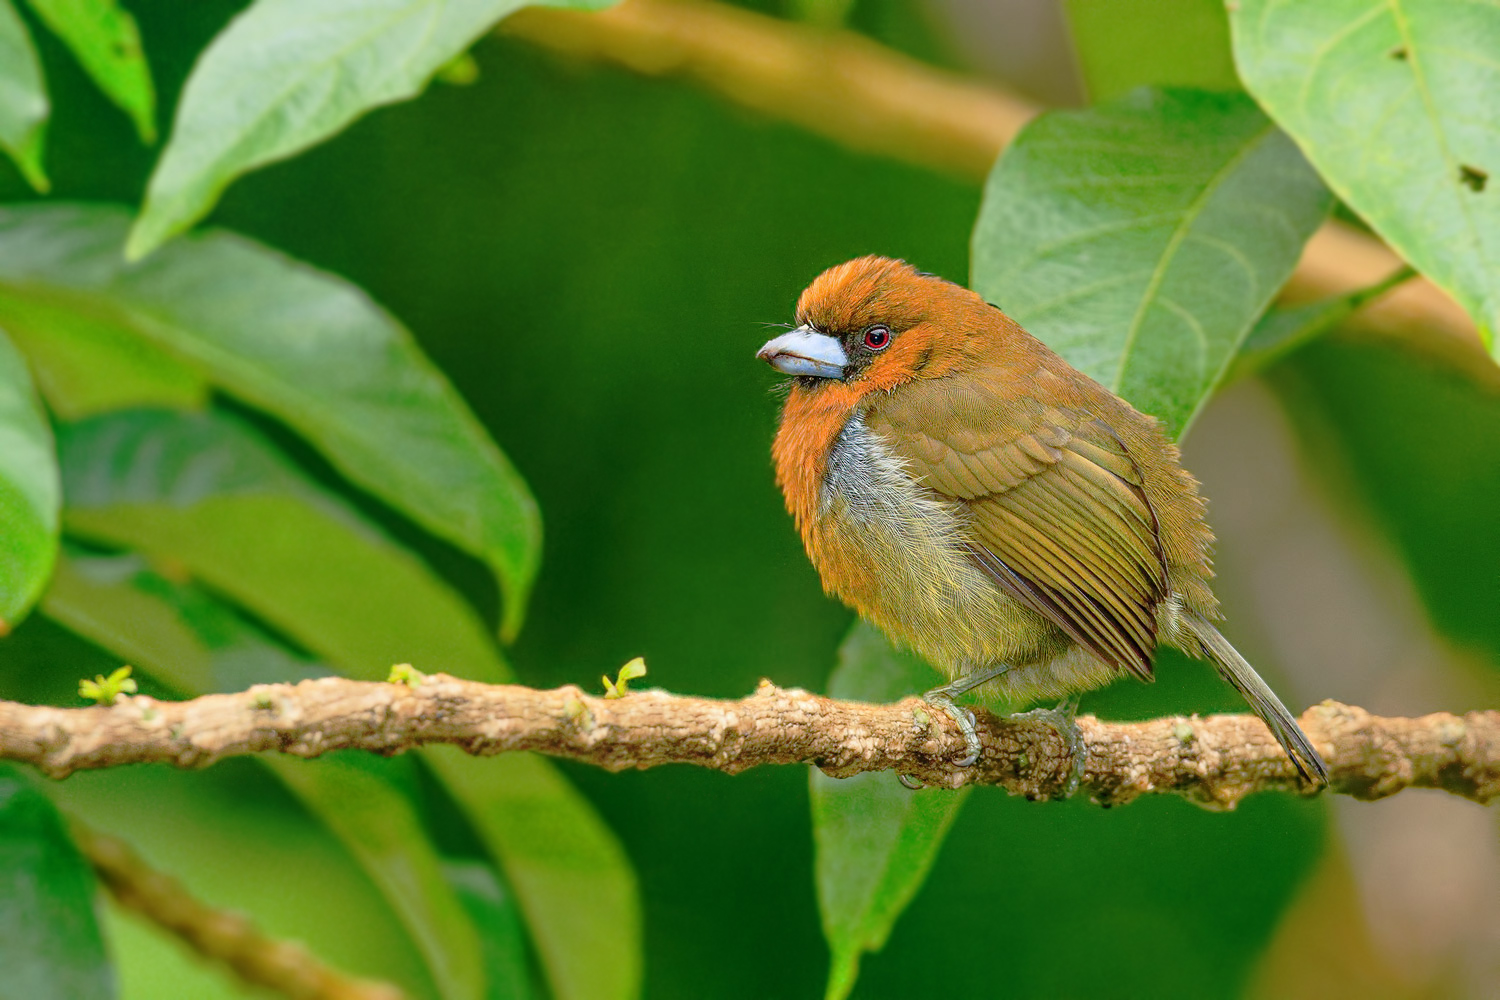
[870,392,1168,680]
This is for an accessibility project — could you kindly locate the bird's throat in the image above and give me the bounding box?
[771,382,866,538]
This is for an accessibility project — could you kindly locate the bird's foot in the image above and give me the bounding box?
[921,688,982,767]
[1015,694,1085,797]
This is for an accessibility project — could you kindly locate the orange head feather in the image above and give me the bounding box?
[768,256,1012,540]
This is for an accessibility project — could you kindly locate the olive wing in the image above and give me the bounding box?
[871,397,1168,679]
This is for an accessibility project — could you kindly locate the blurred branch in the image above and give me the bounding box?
[6,678,1497,809]
[72,822,404,1000]
[502,0,1493,382]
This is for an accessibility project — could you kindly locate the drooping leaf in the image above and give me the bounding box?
[0,766,114,1000]
[0,204,540,637]
[972,88,1331,438]
[126,0,619,260]
[425,750,641,1000]
[811,623,968,1000]
[444,860,535,1000]
[1230,0,1500,352]
[24,0,156,143]
[1063,0,1238,103]
[0,329,60,631]
[57,408,507,678]
[257,756,495,1000]
[1228,267,1415,380]
[2,310,208,419]
[0,0,48,191]
[44,549,488,1000]
[53,409,640,1000]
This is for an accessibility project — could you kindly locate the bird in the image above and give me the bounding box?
[756,255,1328,785]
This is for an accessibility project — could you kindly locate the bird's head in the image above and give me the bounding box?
[757,256,997,395]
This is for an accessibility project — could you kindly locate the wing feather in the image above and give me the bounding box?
[870,396,1168,679]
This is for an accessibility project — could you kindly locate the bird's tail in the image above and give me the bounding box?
[1182,611,1329,785]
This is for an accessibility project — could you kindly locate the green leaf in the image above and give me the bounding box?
[45,549,488,1000]
[264,757,493,1000]
[1228,267,1415,380]
[0,0,48,191]
[126,0,618,260]
[0,329,60,632]
[425,749,641,1000]
[24,0,156,143]
[78,663,136,703]
[0,203,540,638]
[53,409,641,1000]
[57,408,507,679]
[1230,0,1500,352]
[1063,0,1238,103]
[51,760,437,998]
[0,765,114,1000]
[1,309,208,419]
[444,859,535,1000]
[811,623,967,1000]
[971,88,1332,438]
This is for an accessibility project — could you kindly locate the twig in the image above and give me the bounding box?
[502,0,1491,379]
[73,822,405,1000]
[5,678,1496,809]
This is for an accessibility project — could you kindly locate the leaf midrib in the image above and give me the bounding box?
[1111,121,1277,395]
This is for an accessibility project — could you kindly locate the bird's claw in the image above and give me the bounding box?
[921,691,983,767]
[1017,696,1086,797]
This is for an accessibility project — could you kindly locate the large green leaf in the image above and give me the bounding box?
[811,623,967,1000]
[54,408,640,1000]
[0,329,59,631]
[971,88,1331,437]
[0,0,47,191]
[2,309,208,420]
[425,750,641,1000]
[24,0,155,143]
[58,408,506,676]
[1230,0,1500,351]
[1063,0,1238,103]
[45,548,488,1000]
[0,203,539,638]
[126,0,617,259]
[0,765,114,1000]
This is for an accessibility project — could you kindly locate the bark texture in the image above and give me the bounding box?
[5,678,1496,809]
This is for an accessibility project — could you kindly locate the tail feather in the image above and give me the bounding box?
[1182,611,1329,785]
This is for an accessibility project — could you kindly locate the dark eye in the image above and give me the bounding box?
[863,325,891,350]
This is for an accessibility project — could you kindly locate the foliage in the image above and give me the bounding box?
[0,765,113,1000]
[0,0,1494,998]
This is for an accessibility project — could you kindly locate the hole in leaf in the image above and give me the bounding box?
[1459,164,1488,193]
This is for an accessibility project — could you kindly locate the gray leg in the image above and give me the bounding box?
[1016,694,1086,796]
[922,663,1015,767]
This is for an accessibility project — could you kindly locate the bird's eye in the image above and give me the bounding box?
[863,325,891,351]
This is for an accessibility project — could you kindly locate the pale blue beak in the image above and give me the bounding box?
[757,327,848,379]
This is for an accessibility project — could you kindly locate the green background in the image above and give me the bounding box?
[2,0,1496,997]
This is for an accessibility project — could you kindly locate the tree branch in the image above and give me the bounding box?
[6,678,1496,809]
[73,822,405,1000]
[502,0,1493,382]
